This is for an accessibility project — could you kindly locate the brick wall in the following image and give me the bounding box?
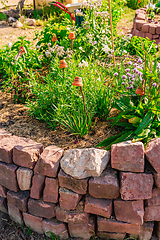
[132,8,160,45]
[0,128,160,239]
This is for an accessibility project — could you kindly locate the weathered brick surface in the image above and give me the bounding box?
[84,195,112,218]
[145,138,160,173]
[136,13,145,20]
[8,202,24,225]
[23,212,43,234]
[149,24,157,34]
[0,162,19,192]
[28,198,55,219]
[97,232,126,240]
[144,205,160,221]
[145,188,160,207]
[30,173,45,199]
[135,20,144,31]
[58,169,88,194]
[139,31,145,38]
[34,145,63,178]
[154,172,160,188]
[42,219,69,239]
[55,206,89,224]
[68,215,95,239]
[142,23,150,33]
[0,185,7,198]
[111,141,144,172]
[97,217,141,234]
[152,34,159,39]
[0,196,7,213]
[59,187,82,210]
[114,199,144,224]
[13,137,43,169]
[145,33,153,40]
[16,167,33,190]
[89,169,119,199]
[156,26,160,34]
[43,177,59,203]
[0,136,21,163]
[120,172,153,200]
[139,222,154,240]
[7,190,29,212]
[0,129,11,139]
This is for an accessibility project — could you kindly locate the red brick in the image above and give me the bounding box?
[7,190,29,212]
[0,129,11,139]
[0,162,19,192]
[144,205,160,221]
[28,198,55,219]
[84,195,112,218]
[135,9,146,17]
[149,24,157,34]
[114,199,144,224]
[0,196,7,213]
[154,172,160,188]
[153,34,159,39]
[55,206,89,224]
[59,187,82,211]
[8,202,24,225]
[135,20,144,31]
[42,218,69,239]
[89,169,119,199]
[97,217,141,234]
[139,222,154,240]
[0,185,7,198]
[58,169,88,194]
[34,145,63,178]
[146,138,160,173]
[145,33,153,40]
[16,167,33,190]
[43,177,58,203]
[155,38,160,45]
[139,31,145,38]
[111,141,144,172]
[120,172,153,200]
[97,232,126,240]
[136,13,145,20]
[68,215,95,239]
[142,23,150,33]
[30,173,45,199]
[13,137,43,169]
[145,188,160,207]
[156,26,160,34]
[23,212,43,234]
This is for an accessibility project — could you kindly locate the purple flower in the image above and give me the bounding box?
[122,82,125,85]
[134,63,137,67]
[136,69,139,74]
[126,68,130,72]
[132,74,135,78]
[157,63,160,69]
[126,73,131,77]
[153,83,157,87]
[133,68,137,73]
[128,61,132,66]
[93,41,97,45]
[138,58,143,64]
[138,71,143,76]
[114,72,118,77]
[130,85,133,89]
[129,81,133,84]
[122,75,127,80]
[127,86,130,89]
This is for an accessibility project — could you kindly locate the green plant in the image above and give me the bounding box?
[127,0,148,10]
[27,226,32,236]
[0,12,7,21]
[46,232,60,240]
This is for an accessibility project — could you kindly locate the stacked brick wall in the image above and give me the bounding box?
[0,128,160,239]
[132,8,160,45]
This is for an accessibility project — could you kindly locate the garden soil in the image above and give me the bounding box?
[1,15,157,240]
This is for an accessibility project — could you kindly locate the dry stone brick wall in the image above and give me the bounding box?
[0,128,160,239]
[132,8,160,45]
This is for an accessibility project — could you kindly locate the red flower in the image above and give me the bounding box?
[138,0,141,3]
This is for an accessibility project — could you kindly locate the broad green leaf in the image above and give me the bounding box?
[135,111,155,135]
[95,132,124,147]
[132,129,150,142]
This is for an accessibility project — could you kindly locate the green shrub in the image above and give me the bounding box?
[127,0,148,9]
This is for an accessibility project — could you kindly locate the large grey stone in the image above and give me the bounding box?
[60,148,110,179]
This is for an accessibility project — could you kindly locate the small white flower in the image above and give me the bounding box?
[36,45,40,49]
[45,51,51,57]
[8,42,12,48]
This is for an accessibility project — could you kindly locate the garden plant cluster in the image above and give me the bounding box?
[0,0,160,149]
